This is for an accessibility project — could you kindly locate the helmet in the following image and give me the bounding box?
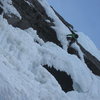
[75,34,79,39]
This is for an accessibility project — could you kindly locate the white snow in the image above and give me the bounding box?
[25,28,44,46]
[25,0,35,8]
[0,16,66,100]
[1,0,21,19]
[38,0,72,50]
[77,32,100,61]
[39,42,93,92]
[71,42,85,62]
[0,0,100,100]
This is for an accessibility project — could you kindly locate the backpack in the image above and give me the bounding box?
[75,34,79,39]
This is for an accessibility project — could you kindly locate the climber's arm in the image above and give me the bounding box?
[67,34,72,37]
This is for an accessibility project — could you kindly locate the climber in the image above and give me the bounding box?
[66,33,79,47]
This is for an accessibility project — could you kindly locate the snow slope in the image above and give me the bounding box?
[0,16,66,100]
[0,0,100,100]
[77,32,100,60]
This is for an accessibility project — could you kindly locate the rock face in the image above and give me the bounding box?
[0,7,3,14]
[1,0,100,92]
[43,65,73,92]
[12,0,61,46]
[0,2,3,14]
[77,42,100,75]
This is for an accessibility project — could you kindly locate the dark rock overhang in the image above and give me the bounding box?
[43,65,73,92]
[0,2,3,14]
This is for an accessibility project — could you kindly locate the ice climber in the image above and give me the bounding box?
[66,33,79,47]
